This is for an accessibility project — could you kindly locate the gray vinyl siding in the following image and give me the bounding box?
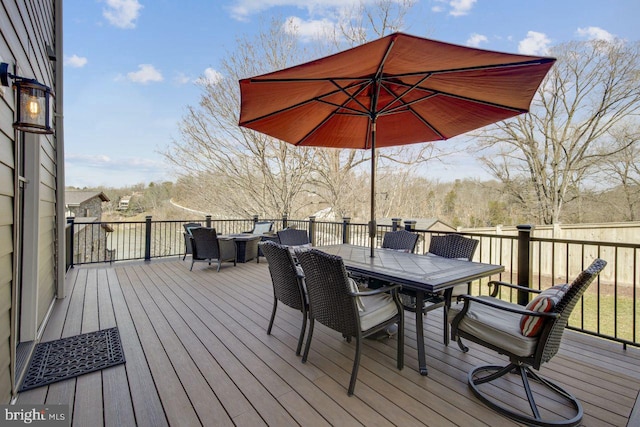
[0,0,57,402]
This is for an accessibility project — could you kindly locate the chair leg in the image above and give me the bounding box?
[267,299,278,335]
[216,259,221,272]
[190,260,195,271]
[296,312,307,356]
[302,319,315,363]
[469,363,583,427]
[397,315,404,370]
[348,337,362,396]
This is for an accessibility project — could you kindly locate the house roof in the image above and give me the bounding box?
[377,217,454,231]
[65,190,110,206]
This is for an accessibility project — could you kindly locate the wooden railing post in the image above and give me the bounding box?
[206,215,212,228]
[392,218,402,231]
[145,216,152,261]
[342,217,351,244]
[517,224,533,306]
[309,216,316,246]
[282,213,288,230]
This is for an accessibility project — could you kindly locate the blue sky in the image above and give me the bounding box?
[63,0,640,188]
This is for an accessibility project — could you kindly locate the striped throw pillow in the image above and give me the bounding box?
[520,284,569,337]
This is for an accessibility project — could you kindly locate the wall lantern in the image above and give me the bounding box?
[1,62,54,134]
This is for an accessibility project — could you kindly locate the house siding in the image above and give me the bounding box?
[0,0,58,402]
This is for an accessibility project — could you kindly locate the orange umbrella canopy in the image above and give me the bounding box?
[238,32,556,149]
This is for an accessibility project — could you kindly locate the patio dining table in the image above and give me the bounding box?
[318,244,505,375]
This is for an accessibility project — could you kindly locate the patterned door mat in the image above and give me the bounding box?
[20,327,125,392]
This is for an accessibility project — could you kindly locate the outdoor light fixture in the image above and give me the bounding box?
[0,62,54,134]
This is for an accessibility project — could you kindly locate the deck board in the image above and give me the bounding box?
[14,258,640,426]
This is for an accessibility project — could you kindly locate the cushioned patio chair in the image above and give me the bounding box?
[381,229,418,253]
[277,228,311,247]
[449,258,606,426]
[260,241,308,355]
[182,222,202,260]
[189,227,237,271]
[244,221,274,235]
[296,248,404,395]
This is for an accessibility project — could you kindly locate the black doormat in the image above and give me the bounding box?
[20,327,125,392]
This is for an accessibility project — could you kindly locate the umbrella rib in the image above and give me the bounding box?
[239,79,370,126]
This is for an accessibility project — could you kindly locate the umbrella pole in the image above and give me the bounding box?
[369,121,376,258]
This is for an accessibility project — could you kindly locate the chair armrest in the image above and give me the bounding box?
[488,280,543,297]
[349,283,402,297]
[456,294,559,319]
[218,238,237,259]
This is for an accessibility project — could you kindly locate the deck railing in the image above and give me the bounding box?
[66,215,639,348]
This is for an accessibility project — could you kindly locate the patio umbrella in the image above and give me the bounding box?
[238,32,555,256]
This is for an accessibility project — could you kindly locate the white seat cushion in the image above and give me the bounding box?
[448,296,539,357]
[359,293,398,331]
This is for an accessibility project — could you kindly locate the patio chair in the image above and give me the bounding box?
[182,222,202,260]
[296,248,404,395]
[381,229,418,253]
[260,241,308,355]
[277,228,310,247]
[425,234,479,344]
[449,258,606,426]
[244,221,274,235]
[189,227,237,272]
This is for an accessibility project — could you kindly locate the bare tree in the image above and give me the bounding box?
[163,19,318,218]
[596,125,640,220]
[477,40,640,224]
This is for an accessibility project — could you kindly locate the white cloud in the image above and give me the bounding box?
[466,33,488,47]
[65,54,88,68]
[449,0,476,17]
[518,31,551,55]
[576,26,615,43]
[228,0,361,21]
[102,0,143,29]
[126,64,163,84]
[174,72,191,85]
[195,68,224,85]
[283,16,337,41]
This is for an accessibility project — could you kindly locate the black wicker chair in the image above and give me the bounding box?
[260,241,308,355]
[449,258,607,426]
[182,222,202,261]
[381,229,418,253]
[425,234,479,344]
[189,227,237,272]
[277,228,310,246]
[296,249,404,395]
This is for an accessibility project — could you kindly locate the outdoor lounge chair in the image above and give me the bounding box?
[296,248,404,395]
[449,258,607,426]
[260,241,308,355]
[182,222,202,260]
[244,221,274,235]
[189,227,237,271]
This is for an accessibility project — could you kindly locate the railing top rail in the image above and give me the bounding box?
[532,236,640,248]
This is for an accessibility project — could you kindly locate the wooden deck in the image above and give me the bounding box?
[16,258,640,426]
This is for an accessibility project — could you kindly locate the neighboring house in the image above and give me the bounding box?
[117,196,131,211]
[377,217,455,232]
[65,191,113,264]
[0,1,62,402]
[65,190,110,220]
